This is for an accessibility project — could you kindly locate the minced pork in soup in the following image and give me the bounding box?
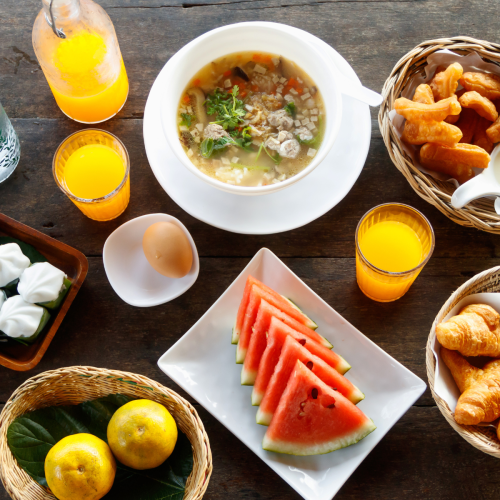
[177,52,325,187]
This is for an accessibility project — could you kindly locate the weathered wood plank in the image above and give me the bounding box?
[1,118,499,259]
[0,406,498,500]
[0,255,496,405]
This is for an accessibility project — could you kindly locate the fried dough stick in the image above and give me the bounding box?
[413,84,434,104]
[456,108,480,144]
[402,121,462,146]
[394,95,461,122]
[460,72,500,100]
[459,91,499,122]
[420,143,489,184]
[473,117,494,153]
[431,63,463,101]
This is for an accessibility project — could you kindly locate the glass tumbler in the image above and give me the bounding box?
[0,103,21,184]
[355,203,435,302]
[53,129,130,221]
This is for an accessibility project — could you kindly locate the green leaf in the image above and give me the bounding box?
[180,113,192,127]
[284,101,296,118]
[107,432,193,500]
[0,237,47,264]
[7,394,193,499]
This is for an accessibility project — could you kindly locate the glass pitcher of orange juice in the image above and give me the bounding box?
[32,0,129,123]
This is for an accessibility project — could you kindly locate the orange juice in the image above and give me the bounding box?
[49,32,129,123]
[53,130,130,221]
[359,221,423,273]
[355,204,434,302]
[65,145,125,199]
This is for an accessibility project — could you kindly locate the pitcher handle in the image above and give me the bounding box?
[451,175,492,208]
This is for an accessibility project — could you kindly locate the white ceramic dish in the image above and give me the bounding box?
[144,29,371,234]
[158,248,426,500]
[103,214,199,307]
[160,22,343,196]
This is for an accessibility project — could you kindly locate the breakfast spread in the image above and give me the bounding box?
[437,304,500,435]
[142,222,193,279]
[233,275,375,455]
[3,3,500,496]
[177,52,325,187]
[0,241,70,343]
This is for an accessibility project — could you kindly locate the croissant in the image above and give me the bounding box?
[441,347,500,425]
[436,304,500,357]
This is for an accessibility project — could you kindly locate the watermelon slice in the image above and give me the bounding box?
[252,317,351,405]
[232,276,261,345]
[256,336,363,425]
[262,360,376,455]
[241,299,333,385]
[236,283,318,364]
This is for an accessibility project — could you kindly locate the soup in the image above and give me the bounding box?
[177,52,325,187]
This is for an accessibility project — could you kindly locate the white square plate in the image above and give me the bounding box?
[158,248,426,500]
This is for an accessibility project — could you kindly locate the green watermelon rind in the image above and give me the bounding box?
[262,419,376,456]
[231,325,239,345]
[281,296,319,331]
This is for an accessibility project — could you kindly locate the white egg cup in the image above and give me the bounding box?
[103,214,199,307]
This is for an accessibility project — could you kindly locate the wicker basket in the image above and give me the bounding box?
[379,36,500,234]
[0,366,213,500]
[426,267,500,457]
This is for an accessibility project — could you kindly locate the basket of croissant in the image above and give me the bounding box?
[427,265,500,457]
[379,36,500,235]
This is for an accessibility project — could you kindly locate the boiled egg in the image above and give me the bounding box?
[142,222,193,279]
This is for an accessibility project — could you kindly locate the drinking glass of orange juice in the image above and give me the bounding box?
[53,129,130,221]
[355,203,435,302]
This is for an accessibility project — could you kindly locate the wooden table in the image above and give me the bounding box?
[2,1,500,498]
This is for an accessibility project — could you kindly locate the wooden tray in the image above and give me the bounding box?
[0,213,88,371]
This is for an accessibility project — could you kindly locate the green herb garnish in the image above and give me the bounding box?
[205,86,246,130]
[200,136,239,158]
[296,115,323,148]
[263,145,282,165]
[180,113,193,127]
[284,101,296,118]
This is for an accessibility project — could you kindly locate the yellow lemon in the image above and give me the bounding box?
[45,433,116,500]
[107,399,178,470]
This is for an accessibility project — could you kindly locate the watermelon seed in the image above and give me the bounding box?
[299,338,306,346]
[299,412,306,417]
[333,388,338,391]
[327,403,336,409]
[311,388,318,399]
[300,402,306,408]
[306,361,314,370]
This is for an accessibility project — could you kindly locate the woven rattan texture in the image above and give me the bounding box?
[0,366,212,500]
[379,36,500,234]
[426,267,500,457]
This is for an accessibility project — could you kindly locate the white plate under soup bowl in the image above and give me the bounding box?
[161,21,343,196]
[103,214,199,307]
